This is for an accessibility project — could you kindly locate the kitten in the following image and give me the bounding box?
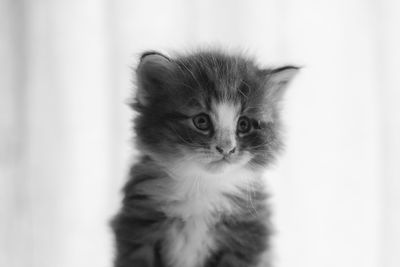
[112,49,299,267]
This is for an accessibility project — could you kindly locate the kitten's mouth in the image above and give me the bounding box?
[209,156,232,166]
[214,157,229,163]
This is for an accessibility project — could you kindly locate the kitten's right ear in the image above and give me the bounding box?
[136,51,174,106]
[260,66,300,104]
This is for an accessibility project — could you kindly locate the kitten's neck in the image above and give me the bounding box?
[150,157,262,220]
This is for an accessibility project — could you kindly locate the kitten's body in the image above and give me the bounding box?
[112,50,298,267]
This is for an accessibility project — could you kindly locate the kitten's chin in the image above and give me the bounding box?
[204,159,231,173]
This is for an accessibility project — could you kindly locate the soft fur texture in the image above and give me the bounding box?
[112,49,299,267]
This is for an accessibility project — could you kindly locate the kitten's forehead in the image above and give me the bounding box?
[212,101,240,129]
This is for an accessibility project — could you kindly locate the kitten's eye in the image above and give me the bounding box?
[237,116,251,134]
[193,113,211,131]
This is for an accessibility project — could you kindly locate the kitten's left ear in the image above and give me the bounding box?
[262,66,300,102]
[136,51,175,106]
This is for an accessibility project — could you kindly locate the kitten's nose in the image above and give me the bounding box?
[215,145,236,156]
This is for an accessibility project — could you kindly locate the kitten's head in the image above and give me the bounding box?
[132,50,298,173]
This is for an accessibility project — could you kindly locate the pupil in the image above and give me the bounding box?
[238,118,250,132]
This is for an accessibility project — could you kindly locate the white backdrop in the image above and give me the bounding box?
[1,1,399,267]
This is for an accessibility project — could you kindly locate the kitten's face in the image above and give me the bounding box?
[164,100,254,173]
[133,51,298,173]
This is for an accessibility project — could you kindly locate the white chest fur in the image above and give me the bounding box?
[161,161,258,267]
[165,216,214,267]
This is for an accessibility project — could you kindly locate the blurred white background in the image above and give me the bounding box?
[1,0,399,267]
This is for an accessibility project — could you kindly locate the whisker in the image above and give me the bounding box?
[246,178,258,217]
[247,142,270,149]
